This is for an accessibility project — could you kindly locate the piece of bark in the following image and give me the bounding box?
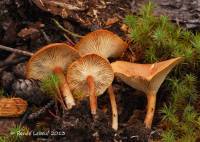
[0,98,28,117]
[32,0,88,18]
[131,0,200,29]
[32,0,131,29]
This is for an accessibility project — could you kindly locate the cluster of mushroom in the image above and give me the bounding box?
[26,29,183,130]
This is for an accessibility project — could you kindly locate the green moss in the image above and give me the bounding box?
[41,73,60,97]
[124,2,200,64]
[0,125,29,142]
[161,129,176,142]
[0,137,7,142]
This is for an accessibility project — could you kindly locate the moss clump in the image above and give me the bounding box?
[41,74,60,97]
[0,125,29,142]
[160,74,200,142]
[124,2,199,64]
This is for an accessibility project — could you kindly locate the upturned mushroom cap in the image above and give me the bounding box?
[76,30,128,59]
[26,43,80,80]
[67,54,114,98]
[111,57,183,94]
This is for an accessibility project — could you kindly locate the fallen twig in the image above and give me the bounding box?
[28,100,54,120]
[20,108,32,126]
[40,29,51,43]
[52,19,83,38]
[0,45,33,56]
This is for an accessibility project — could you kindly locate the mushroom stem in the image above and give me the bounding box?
[108,85,118,131]
[144,91,156,129]
[54,67,75,109]
[87,75,97,116]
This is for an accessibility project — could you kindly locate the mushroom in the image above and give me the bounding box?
[26,43,80,109]
[0,97,27,117]
[111,57,183,128]
[75,29,127,130]
[75,29,128,59]
[67,54,114,118]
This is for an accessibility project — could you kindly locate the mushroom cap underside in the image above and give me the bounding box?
[111,57,183,93]
[76,29,128,58]
[67,54,114,98]
[26,43,80,80]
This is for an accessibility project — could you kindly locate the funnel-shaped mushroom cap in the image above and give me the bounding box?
[67,54,114,98]
[76,30,128,59]
[26,43,80,80]
[111,57,183,94]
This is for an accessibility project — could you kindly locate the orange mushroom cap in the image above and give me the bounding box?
[76,29,128,59]
[111,57,183,94]
[26,43,80,80]
[67,54,114,98]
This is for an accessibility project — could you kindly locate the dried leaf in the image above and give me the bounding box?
[17,27,39,38]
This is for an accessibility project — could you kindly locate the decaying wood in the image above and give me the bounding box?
[32,0,88,18]
[0,98,28,117]
[131,0,200,29]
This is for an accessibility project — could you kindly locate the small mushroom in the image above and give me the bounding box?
[111,57,183,128]
[26,43,80,109]
[76,29,128,59]
[67,54,114,117]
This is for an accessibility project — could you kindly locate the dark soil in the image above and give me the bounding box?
[0,0,163,142]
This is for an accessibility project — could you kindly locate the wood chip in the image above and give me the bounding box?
[120,24,129,32]
[105,17,119,26]
[0,98,28,117]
